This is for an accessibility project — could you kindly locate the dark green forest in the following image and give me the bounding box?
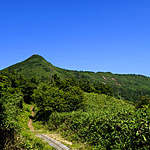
[0,55,150,149]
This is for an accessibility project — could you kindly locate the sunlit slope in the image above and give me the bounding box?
[1,54,68,79]
[1,54,150,101]
[47,93,149,149]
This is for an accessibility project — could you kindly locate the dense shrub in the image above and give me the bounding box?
[0,73,37,149]
[33,83,84,120]
[0,92,23,149]
[135,96,150,108]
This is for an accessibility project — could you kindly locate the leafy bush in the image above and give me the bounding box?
[135,96,150,108]
[33,83,84,120]
[0,92,23,149]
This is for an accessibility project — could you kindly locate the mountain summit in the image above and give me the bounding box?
[1,54,150,101]
[2,54,53,79]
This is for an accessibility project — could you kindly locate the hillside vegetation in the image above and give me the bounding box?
[32,76,150,149]
[1,54,150,101]
[46,93,150,149]
[0,68,150,149]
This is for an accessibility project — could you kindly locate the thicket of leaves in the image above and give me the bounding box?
[135,96,150,109]
[0,70,38,149]
[33,75,85,121]
[0,74,22,149]
[47,93,150,149]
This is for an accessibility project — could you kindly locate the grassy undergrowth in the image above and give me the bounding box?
[18,93,150,149]
[19,102,84,149]
[45,93,150,149]
[32,109,89,149]
[18,103,55,150]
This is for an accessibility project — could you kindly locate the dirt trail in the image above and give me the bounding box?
[28,106,35,132]
[28,106,70,150]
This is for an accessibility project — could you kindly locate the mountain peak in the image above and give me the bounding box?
[27,54,46,60]
[1,54,150,101]
[1,54,52,78]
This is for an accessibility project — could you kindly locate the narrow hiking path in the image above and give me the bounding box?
[28,106,70,150]
[28,106,35,132]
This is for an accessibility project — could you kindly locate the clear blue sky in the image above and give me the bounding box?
[1,0,150,76]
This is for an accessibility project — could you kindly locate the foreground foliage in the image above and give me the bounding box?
[46,93,150,149]
[0,71,52,149]
[0,74,23,149]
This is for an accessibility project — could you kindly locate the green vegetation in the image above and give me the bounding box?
[0,70,55,149]
[0,73,23,149]
[1,54,150,101]
[33,74,150,149]
[32,74,113,122]
[33,83,84,121]
[45,93,150,149]
[0,55,150,149]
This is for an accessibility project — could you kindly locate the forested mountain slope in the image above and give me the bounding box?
[1,54,150,101]
[1,61,150,149]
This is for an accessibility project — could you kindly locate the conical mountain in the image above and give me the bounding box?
[2,54,67,80]
[1,54,150,101]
